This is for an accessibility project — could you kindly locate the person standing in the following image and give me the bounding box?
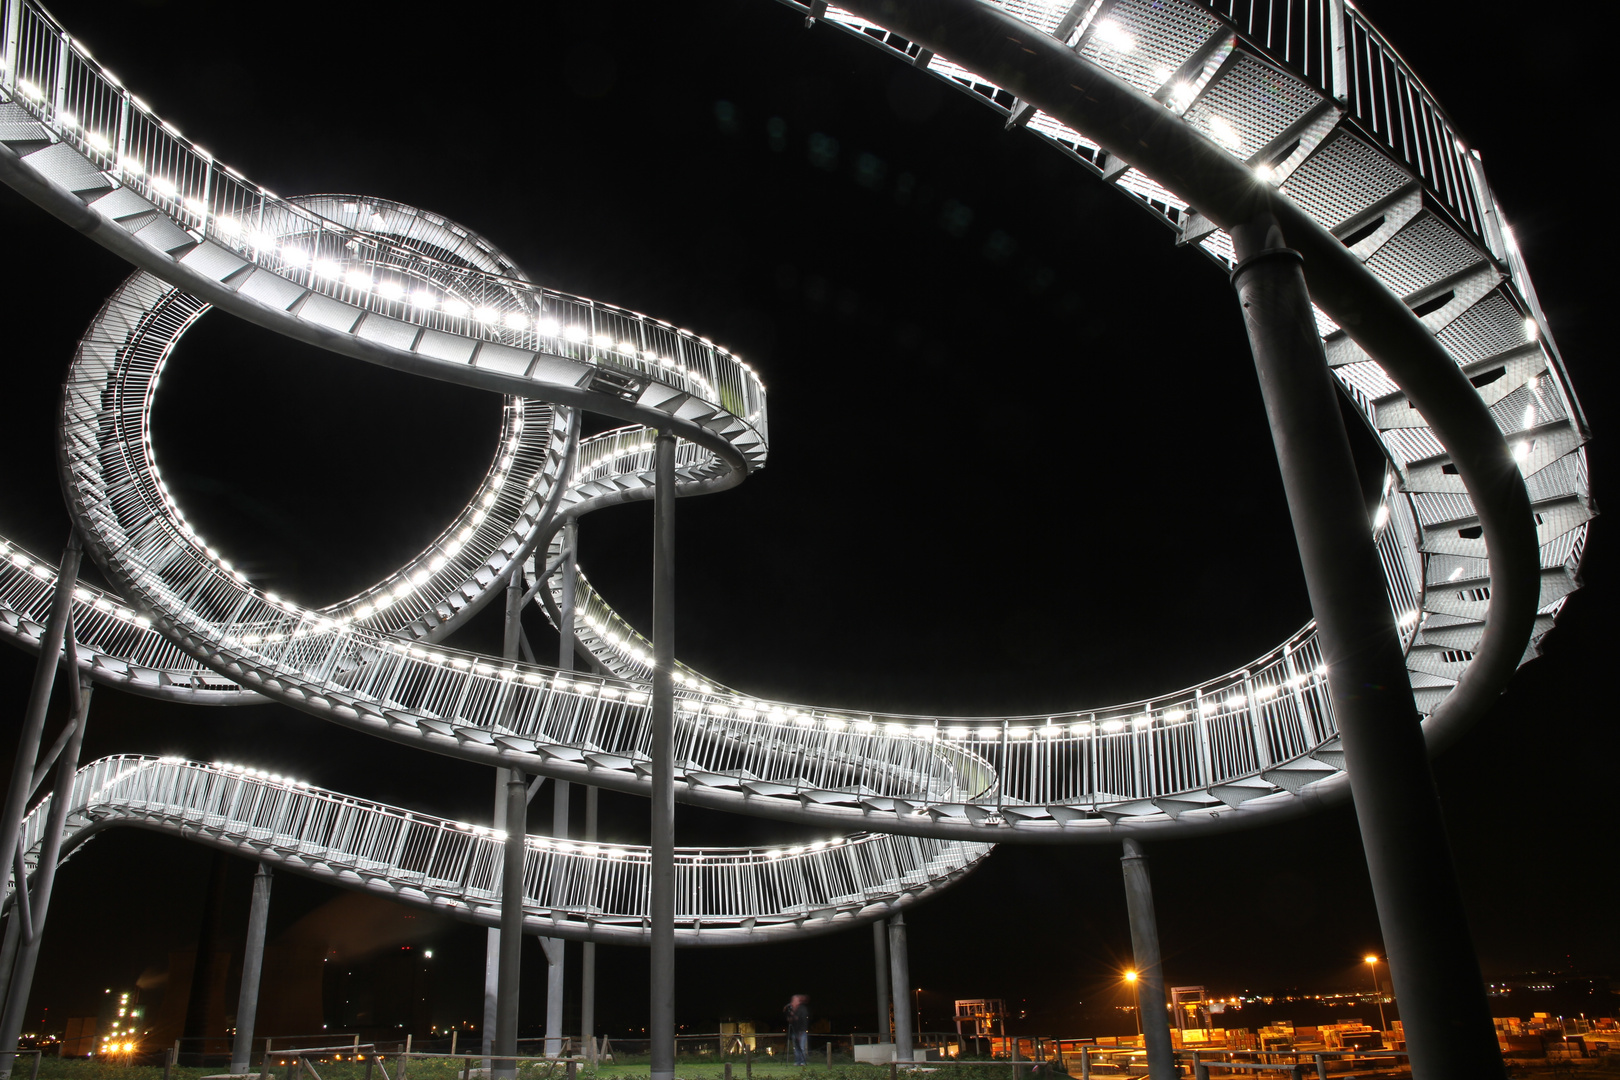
[784,993,810,1066]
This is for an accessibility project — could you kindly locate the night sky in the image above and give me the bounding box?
[0,0,1611,1044]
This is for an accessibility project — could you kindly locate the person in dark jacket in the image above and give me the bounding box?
[784,993,810,1065]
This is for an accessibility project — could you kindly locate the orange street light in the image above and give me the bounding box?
[1364,956,1389,1032]
[1124,970,1138,983]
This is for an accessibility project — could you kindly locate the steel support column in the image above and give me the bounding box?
[482,768,504,1067]
[649,430,676,1080]
[0,536,81,898]
[494,575,526,1079]
[580,784,598,1053]
[1120,838,1173,1080]
[229,863,273,1075]
[545,521,576,1058]
[873,919,892,1048]
[1230,212,1505,1080]
[544,776,568,1056]
[887,914,912,1063]
[0,676,91,1079]
[495,767,526,1078]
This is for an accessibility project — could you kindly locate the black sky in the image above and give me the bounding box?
[0,0,1611,1042]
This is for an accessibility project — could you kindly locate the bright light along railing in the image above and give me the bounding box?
[0,0,766,452]
[60,273,574,642]
[11,757,989,925]
[0,541,241,694]
[60,264,1428,815]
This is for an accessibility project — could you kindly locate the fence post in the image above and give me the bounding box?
[164,1048,175,1080]
[1079,1047,1090,1080]
[26,1052,39,1080]
[827,1041,833,1067]
[1193,1057,1209,1080]
[365,1055,374,1080]
[724,1063,732,1080]
[566,1061,577,1080]
[1314,1053,1327,1080]
[889,1062,898,1080]
[262,1038,273,1080]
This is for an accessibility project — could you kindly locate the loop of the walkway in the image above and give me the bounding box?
[0,0,1591,854]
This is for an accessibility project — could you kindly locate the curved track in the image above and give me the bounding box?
[0,0,1592,926]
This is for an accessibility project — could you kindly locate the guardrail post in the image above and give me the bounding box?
[1079,1046,1090,1080]
[164,1047,175,1080]
[1230,210,1508,1080]
[1313,1052,1327,1080]
[1192,1055,1208,1080]
[261,1039,272,1080]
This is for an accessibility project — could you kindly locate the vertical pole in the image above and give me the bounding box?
[0,677,92,1079]
[872,920,891,1047]
[1120,838,1173,1080]
[649,430,676,1080]
[495,769,525,1077]
[543,814,565,1056]
[580,786,598,1052]
[1230,211,1505,1080]
[887,915,911,1064]
[482,771,504,1068]
[494,575,525,1080]
[230,864,274,1074]
[0,538,81,900]
[546,530,574,1059]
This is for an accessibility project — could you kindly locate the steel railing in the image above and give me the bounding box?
[7,757,989,935]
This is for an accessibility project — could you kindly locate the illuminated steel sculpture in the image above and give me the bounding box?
[0,0,1591,1078]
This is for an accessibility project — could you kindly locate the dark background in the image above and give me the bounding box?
[0,0,1610,1042]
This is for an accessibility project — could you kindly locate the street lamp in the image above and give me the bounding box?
[1364,956,1389,1033]
[1124,972,1141,1035]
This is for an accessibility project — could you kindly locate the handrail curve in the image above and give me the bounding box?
[0,0,1589,899]
[4,757,989,945]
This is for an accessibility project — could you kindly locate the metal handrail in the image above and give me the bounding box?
[5,756,989,942]
[0,0,767,450]
[0,0,1589,861]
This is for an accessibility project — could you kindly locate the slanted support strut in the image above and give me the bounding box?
[0,676,93,1079]
[230,863,273,1074]
[0,535,81,907]
[1120,838,1174,1080]
[1230,210,1505,1080]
